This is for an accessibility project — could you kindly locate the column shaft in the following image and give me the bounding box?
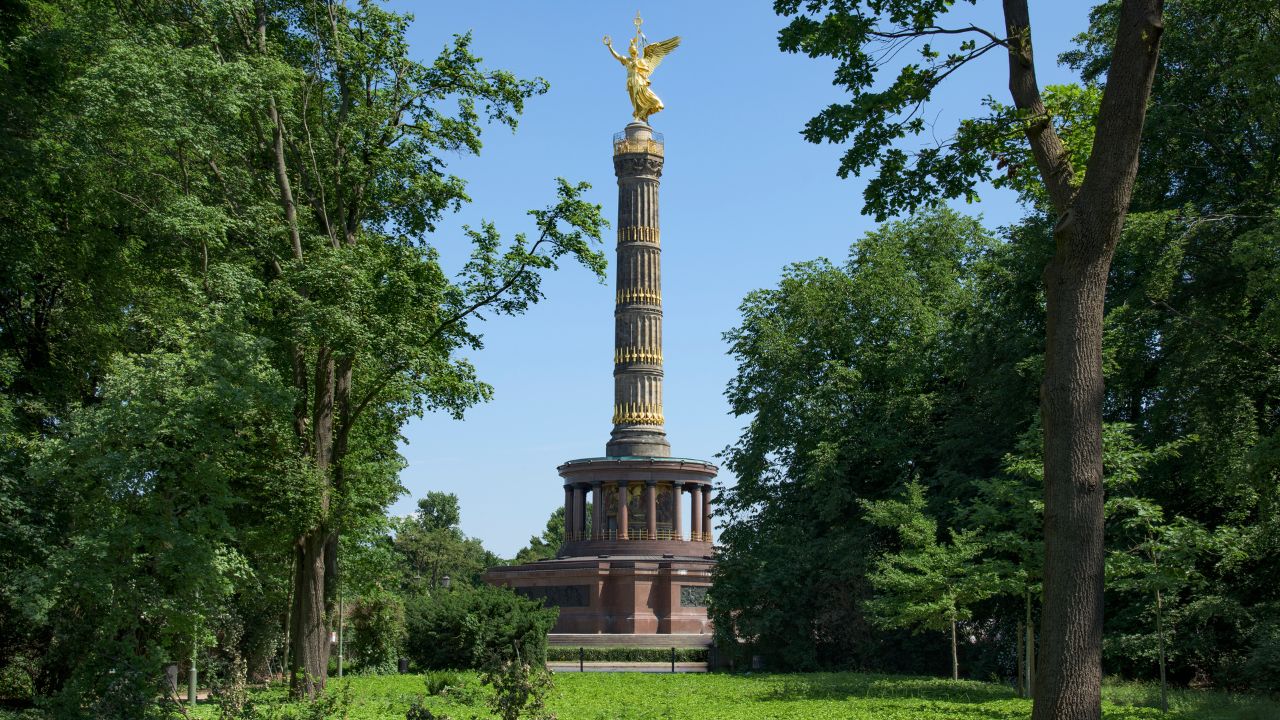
[672,482,684,540]
[702,485,713,543]
[608,123,670,458]
[572,485,585,542]
[617,481,630,540]
[591,482,603,540]
[691,485,703,540]
[564,486,573,541]
[645,481,657,540]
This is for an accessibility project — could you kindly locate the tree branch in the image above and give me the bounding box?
[870,24,1009,49]
[1075,0,1165,233]
[346,217,566,425]
[1002,0,1078,216]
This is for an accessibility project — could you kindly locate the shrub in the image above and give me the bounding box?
[404,585,557,671]
[348,592,406,675]
[482,658,555,720]
[423,670,463,696]
[1242,612,1280,693]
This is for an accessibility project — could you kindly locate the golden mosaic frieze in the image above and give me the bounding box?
[617,226,660,245]
[612,402,665,425]
[616,288,661,305]
[614,346,663,364]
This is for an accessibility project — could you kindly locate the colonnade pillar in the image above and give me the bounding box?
[572,485,585,542]
[690,485,702,540]
[591,481,603,540]
[702,485,713,543]
[616,480,629,540]
[563,486,573,539]
[672,481,684,540]
[645,480,657,540]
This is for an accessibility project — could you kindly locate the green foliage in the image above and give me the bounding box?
[404,698,450,720]
[403,585,558,671]
[347,593,406,675]
[513,507,567,565]
[24,307,305,718]
[773,0,1018,219]
[481,658,555,720]
[716,1,1280,693]
[712,207,998,671]
[1062,0,1280,213]
[416,493,462,533]
[955,84,1102,210]
[0,0,605,709]
[863,482,999,636]
[79,672,1276,720]
[422,670,465,697]
[393,493,504,592]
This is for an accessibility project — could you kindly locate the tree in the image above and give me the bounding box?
[513,507,567,565]
[393,491,503,593]
[416,492,463,533]
[962,435,1046,698]
[0,0,607,704]
[775,1,1166,716]
[510,503,594,565]
[863,481,1000,680]
[1106,498,1206,713]
[713,208,996,671]
[222,2,606,697]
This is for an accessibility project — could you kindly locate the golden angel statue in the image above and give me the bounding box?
[603,13,681,124]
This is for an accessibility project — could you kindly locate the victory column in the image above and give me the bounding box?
[485,14,719,645]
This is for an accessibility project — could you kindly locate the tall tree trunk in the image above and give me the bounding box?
[1034,225,1112,720]
[281,553,294,681]
[1156,588,1167,713]
[290,349,336,697]
[289,533,328,697]
[324,356,354,619]
[1026,591,1035,700]
[1017,619,1026,698]
[1022,2,1164,719]
[951,618,959,681]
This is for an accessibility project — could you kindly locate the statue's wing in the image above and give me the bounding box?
[643,36,681,72]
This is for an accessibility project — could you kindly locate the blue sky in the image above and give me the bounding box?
[386,1,1092,557]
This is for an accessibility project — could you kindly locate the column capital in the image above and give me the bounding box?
[645,478,657,487]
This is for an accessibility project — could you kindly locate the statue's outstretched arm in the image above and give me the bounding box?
[603,37,627,65]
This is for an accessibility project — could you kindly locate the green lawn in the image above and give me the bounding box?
[190,672,1277,720]
[4,672,1275,720]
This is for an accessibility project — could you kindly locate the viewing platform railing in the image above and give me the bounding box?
[612,129,664,157]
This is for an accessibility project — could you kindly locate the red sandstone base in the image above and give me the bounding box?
[484,554,713,637]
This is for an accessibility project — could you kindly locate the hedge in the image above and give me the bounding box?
[545,647,708,663]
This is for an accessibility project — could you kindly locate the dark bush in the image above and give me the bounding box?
[404,585,557,670]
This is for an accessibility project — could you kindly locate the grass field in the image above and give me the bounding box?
[4,672,1276,719]
[194,672,1277,720]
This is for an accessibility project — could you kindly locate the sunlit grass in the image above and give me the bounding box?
[154,671,1278,720]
